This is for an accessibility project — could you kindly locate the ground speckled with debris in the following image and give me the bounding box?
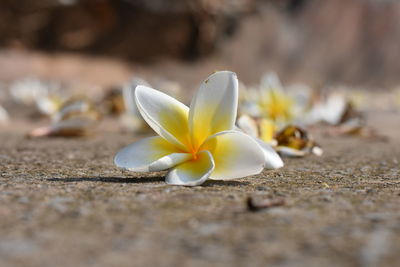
[1,111,399,267]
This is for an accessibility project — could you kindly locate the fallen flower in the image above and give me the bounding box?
[305,92,362,126]
[241,72,312,126]
[237,115,322,157]
[9,77,66,113]
[115,71,283,186]
[259,73,295,123]
[28,97,101,137]
[9,77,50,105]
[306,92,385,140]
[8,77,69,117]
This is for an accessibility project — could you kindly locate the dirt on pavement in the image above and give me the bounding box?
[0,110,399,267]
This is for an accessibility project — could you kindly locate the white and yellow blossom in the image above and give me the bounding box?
[114,71,283,186]
[28,97,101,137]
[237,115,322,157]
[9,77,50,105]
[9,77,67,116]
[241,72,311,126]
[259,73,295,123]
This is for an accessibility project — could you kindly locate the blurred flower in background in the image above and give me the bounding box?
[241,72,311,126]
[238,72,322,157]
[0,1,391,151]
[237,114,322,157]
[304,92,355,126]
[9,77,50,106]
[28,97,101,138]
[9,77,68,117]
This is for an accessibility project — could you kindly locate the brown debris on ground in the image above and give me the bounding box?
[246,196,286,212]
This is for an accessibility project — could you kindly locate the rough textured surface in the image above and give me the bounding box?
[1,110,399,267]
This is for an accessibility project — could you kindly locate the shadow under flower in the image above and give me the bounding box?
[202,180,250,187]
[47,176,250,186]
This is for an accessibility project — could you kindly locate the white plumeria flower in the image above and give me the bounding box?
[259,73,313,124]
[9,77,50,105]
[9,77,67,116]
[237,115,322,158]
[241,72,312,127]
[303,92,364,126]
[115,71,283,186]
[28,98,100,137]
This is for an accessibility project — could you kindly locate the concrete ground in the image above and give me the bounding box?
[1,110,399,267]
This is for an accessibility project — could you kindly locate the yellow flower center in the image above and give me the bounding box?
[260,90,294,122]
[190,148,199,160]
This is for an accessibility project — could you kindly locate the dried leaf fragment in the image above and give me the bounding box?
[246,196,286,212]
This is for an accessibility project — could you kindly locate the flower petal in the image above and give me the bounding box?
[114,136,191,172]
[53,99,92,122]
[254,138,284,169]
[312,146,324,156]
[123,77,150,114]
[201,131,265,180]
[135,85,190,150]
[166,151,214,186]
[237,115,258,138]
[322,93,348,125]
[304,93,347,125]
[259,118,277,143]
[260,72,284,93]
[189,71,239,149]
[276,146,307,157]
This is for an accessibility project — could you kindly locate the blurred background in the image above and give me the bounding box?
[1,0,400,90]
